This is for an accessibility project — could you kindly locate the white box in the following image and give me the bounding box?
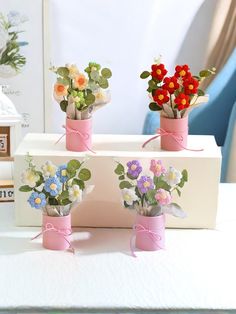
[14,133,221,228]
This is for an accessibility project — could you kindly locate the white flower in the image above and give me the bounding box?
[68,185,83,203]
[163,166,182,187]
[121,188,139,206]
[94,89,110,104]
[0,26,8,51]
[21,169,40,188]
[41,161,57,178]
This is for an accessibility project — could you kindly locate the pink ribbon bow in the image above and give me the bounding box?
[31,222,75,254]
[130,223,163,257]
[55,124,96,154]
[142,128,203,152]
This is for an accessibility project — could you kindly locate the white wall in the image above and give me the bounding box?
[48,0,215,135]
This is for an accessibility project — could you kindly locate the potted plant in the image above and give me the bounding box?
[19,155,93,251]
[114,159,188,256]
[51,62,112,152]
[140,59,215,151]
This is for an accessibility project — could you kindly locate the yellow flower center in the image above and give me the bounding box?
[124,194,132,202]
[156,164,161,171]
[156,69,162,75]
[35,197,41,204]
[131,164,137,170]
[179,70,186,76]
[169,82,174,88]
[143,181,150,188]
[188,84,194,90]
[158,94,164,100]
[50,183,57,190]
[74,190,80,197]
[169,173,176,180]
[61,169,67,176]
[181,99,187,105]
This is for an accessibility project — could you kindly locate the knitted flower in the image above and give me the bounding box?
[121,188,139,206]
[127,160,142,178]
[44,177,62,196]
[183,76,199,95]
[54,83,68,97]
[56,165,68,183]
[137,176,154,194]
[21,169,40,188]
[174,64,191,80]
[151,63,167,81]
[68,185,83,203]
[162,76,179,94]
[150,159,166,177]
[174,93,190,111]
[153,88,169,106]
[41,161,57,178]
[28,192,46,209]
[163,167,182,187]
[155,188,172,206]
[74,74,88,90]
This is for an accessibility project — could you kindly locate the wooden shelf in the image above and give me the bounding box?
[0,156,14,162]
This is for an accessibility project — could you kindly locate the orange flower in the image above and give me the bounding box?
[74,74,88,90]
[54,83,68,97]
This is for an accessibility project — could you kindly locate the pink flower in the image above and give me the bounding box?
[155,189,172,206]
[150,159,166,177]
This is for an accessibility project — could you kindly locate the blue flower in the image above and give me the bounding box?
[44,176,62,196]
[56,165,68,183]
[28,192,46,209]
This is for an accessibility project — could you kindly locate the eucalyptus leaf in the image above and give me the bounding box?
[67,159,81,172]
[85,93,95,105]
[72,178,85,190]
[60,100,68,112]
[90,70,100,81]
[101,68,112,79]
[57,67,69,77]
[98,77,109,89]
[78,168,91,181]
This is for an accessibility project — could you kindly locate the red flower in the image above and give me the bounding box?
[174,93,190,110]
[151,64,167,81]
[162,76,179,94]
[174,64,191,80]
[153,88,169,106]
[183,76,199,95]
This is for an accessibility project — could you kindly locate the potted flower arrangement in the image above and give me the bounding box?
[140,59,215,151]
[51,62,112,152]
[114,159,188,255]
[19,155,93,251]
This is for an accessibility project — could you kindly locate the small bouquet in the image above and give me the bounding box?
[140,59,215,118]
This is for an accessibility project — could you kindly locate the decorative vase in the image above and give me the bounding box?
[66,117,92,152]
[42,213,72,250]
[135,214,165,251]
[160,115,188,151]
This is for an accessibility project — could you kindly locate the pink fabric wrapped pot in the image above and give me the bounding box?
[135,214,165,251]
[160,115,188,151]
[42,214,72,250]
[66,117,92,152]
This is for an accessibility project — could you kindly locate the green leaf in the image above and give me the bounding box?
[197,89,205,96]
[58,190,69,201]
[78,168,91,181]
[146,190,157,205]
[193,75,200,81]
[124,201,130,208]
[67,159,81,172]
[135,187,141,199]
[176,188,181,197]
[199,70,212,78]
[57,67,69,77]
[98,77,109,89]
[84,93,95,105]
[119,181,133,189]
[61,198,71,205]
[72,178,85,190]
[182,169,188,182]
[101,68,112,79]
[57,77,70,85]
[114,163,124,175]
[140,71,150,79]
[126,173,136,180]
[155,179,171,191]
[60,100,68,112]
[148,79,157,88]
[90,70,100,81]
[149,102,162,111]
[178,179,185,188]
[19,185,32,192]
[119,175,125,180]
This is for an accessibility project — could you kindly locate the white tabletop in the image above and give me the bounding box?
[0,184,236,313]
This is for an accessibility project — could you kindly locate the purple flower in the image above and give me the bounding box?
[137,176,154,194]
[127,160,142,178]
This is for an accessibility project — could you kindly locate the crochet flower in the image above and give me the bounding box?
[150,159,166,177]
[155,188,172,206]
[183,76,199,95]
[174,64,191,80]
[162,76,179,94]
[28,192,46,209]
[127,160,142,178]
[153,88,169,106]
[44,177,62,196]
[163,167,182,187]
[74,74,88,90]
[121,188,139,206]
[21,169,40,188]
[41,161,57,178]
[56,165,68,183]
[54,83,68,97]
[151,63,167,81]
[137,176,154,194]
[174,93,190,111]
[66,64,79,78]
[68,185,83,203]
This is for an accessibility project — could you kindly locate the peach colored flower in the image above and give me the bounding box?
[54,83,68,97]
[74,74,88,90]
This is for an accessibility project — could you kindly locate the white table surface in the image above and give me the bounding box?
[0,184,236,313]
